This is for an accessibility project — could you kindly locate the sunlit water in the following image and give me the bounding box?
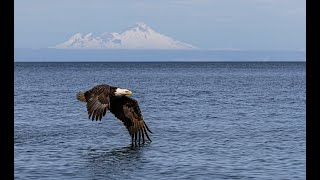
[14,62,305,179]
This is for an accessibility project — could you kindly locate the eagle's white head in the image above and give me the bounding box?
[115,88,133,96]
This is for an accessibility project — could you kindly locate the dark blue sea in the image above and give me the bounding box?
[14,62,306,179]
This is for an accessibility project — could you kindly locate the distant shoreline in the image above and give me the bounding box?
[14,48,306,62]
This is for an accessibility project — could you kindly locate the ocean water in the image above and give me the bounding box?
[14,62,306,179]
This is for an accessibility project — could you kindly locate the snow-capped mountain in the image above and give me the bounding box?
[54,23,197,50]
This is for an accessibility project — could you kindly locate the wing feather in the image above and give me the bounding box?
[80,85,112,121]
[110,96,152,143]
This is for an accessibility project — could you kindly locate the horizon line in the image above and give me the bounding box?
[14,47,306,52]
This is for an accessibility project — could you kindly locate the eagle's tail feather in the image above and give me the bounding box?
[77,92,86,102]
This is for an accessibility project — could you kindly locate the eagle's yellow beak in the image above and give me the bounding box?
[126,90,133,95]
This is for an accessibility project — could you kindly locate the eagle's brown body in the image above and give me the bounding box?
[77,84,152,145]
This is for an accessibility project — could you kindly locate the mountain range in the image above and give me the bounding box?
[54,23,197,50]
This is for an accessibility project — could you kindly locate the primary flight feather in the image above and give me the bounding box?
[77,84,152,145]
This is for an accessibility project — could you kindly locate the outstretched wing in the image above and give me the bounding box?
[84,85,112,121]
[110,96,152,143]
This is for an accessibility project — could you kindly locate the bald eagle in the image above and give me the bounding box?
[76,84,152,145]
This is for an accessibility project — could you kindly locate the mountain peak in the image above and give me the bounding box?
[55,23,198,50]
[127,22,151,33]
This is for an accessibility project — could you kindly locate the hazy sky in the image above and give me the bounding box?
[14,0,305,50]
